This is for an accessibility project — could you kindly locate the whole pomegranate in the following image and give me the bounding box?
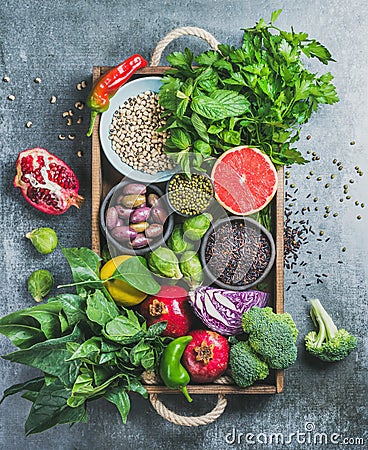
[14,148,83,215]
[138,285,195,338]
[182,330,229,383]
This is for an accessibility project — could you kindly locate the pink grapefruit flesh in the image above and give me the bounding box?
[211,146,278,215]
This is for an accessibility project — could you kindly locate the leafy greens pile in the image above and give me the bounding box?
[159,10,339,175]
[0,248,169,435]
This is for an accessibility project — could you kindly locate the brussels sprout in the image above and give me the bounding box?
[167,225,194,254]
[27,269,54,302]
[148,247,183,280]
[26,227,58,254]
[180,251,203,289]
[183,213,213,241]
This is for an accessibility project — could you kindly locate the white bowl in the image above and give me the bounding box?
[99,76,178,183]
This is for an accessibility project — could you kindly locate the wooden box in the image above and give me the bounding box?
[91,66,285,395]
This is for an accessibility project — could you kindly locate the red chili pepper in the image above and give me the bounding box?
[86,54,148,136]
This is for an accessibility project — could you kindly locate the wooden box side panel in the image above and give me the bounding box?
[90,66,285,395]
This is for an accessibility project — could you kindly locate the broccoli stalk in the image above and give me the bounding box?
[305,299,357,362]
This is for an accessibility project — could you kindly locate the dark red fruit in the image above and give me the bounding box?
[182,330,229,383]
[14,147,83,215]
[138,285,195,338]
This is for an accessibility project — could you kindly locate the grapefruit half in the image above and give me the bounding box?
[211,146,278,215]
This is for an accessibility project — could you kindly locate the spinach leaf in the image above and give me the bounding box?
[2,325,83,387]
[0,377,44,404]
[128,379,148,399]
[0,322,45,349]
[103,316,144,345]
[146,321,167,338]
[19,310,61,340]
[86,289,120,326]
[62,247,102,293]
[25,379,87,436]
[105,386,130,424]
[51,294,87,327]
[114,256,160,295]
[67,337,102,364]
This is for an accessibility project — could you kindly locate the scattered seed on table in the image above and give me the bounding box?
[62,111,69,118]
[314,207,318,211]
[342,247,346,252]
[349,179,354,183]
[324,213,329,218]
[313,197,318,202]
[76,83,82,90]
[333,159,337,164]
[339,198,344,202]
[338,166,343,171]
[361,203,365,208]
[338,260,343,264]
[325,183,330,188]
[75,101,84,110]
[2,75,10,82]
[66,118,72,126]
[306,135,312,140]
[25,121,32,128]
[330,174,335,179]
[77,150,83,158]
[307,150,311,154]
[317,177,322,181]
[312,152,317,156]
[50,95,57,104]
[68,109,74,116]
[346,195,351,199]
[333,212,338,217]
[290,183,295,188]
[357,215,362,220]
[34,77,41,83]
[68,134,75,140]
[306,176,311,179]
[77,117,83,124]
[309,171,314,175]
[319,230,324,236]
[81,80,87,88]
[7,94,15,101]
[355,200,359,206]
[58,134,65,140]
[350,141,356,145]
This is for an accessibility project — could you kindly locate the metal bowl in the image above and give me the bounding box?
[100,179,174,256]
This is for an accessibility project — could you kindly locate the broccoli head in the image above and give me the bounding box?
[242,307,298,369]
[305,299,357,362]
[229,341,269,388]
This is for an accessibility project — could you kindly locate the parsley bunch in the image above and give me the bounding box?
[158,10,338,175]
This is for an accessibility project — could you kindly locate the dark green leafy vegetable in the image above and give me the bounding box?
[159,11,338,172]
[0,247,170,434]
[27,269,54,303]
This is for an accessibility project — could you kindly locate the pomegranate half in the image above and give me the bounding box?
[14,147,83,215]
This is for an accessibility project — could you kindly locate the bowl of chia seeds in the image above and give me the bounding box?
[99,76,179,183]
[200,216,275,290]
[166,172,214,217]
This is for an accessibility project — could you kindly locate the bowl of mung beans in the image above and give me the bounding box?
[166,172,215,217]
[99,77,179,183]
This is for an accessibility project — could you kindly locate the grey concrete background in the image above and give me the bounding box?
[0,0,367,449]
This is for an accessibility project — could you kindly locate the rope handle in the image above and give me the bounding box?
[141,371,233,426]
[150,26,220,66]
[150,393,227,427]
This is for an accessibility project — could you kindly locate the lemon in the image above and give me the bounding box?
[100,255,147,307]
